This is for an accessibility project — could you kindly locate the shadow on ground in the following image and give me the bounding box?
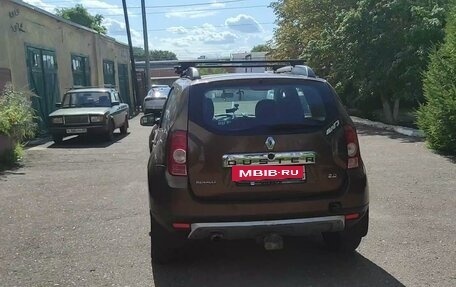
[152,237,404,287]
[0,165,25,181]
[47,132,129,149]
[355,124,423,144]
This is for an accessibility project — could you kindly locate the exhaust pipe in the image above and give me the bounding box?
[264,233,284,251]
[210,233,224,242]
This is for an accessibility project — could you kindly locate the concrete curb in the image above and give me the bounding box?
[351,116,425,138]
[25,136,52,147]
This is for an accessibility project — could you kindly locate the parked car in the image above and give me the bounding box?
[142,85,170,115]
[141,63,369,264]
[48,87,129,143]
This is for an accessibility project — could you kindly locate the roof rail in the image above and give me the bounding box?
[275,65,317,78]
[173,59,308,80]
[174,66,201,80]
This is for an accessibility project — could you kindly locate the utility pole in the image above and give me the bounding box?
[141,0,151,92]
[122,0,140,112]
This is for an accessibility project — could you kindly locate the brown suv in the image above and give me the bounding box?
[141,61,368,264]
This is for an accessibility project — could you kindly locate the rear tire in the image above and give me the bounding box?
[120,117,128,135]
[150,216,185,264]
[52,135,63,144]
[322,211,368,253]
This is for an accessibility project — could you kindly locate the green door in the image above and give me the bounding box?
[26,46,60,134]
[118,63,132,113]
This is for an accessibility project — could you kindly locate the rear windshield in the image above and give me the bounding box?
[147,87,170,99]
[189,80,337,134]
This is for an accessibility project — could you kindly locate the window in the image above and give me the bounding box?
[189,81,337,135]
[110,91,120,103]
[71,55,90,86]
[61,92,111,108]
[103,60,115,86]
[160,87,179,130]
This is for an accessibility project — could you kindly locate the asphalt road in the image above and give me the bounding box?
[0,117,455,287]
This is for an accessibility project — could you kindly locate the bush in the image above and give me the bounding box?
[417,5,456,155]
[0,144,24,170]
[0,84,36,169]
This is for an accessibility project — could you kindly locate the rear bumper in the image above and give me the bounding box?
[148,166,369,232]
[188,215,345,239]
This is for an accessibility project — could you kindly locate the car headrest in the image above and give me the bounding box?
[203,98,214,120]
[255,99,276,123]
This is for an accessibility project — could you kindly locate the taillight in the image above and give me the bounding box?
[344,125,360,169]
[168,130,187,176]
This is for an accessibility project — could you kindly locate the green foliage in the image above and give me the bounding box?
[198,67,230,76]
[418,4,456,154]
[269,0,357,62]
[133,48,178,61]
[251,44,270,53]
[270,0,448,124]
[0,84,36,143]
[55,4,107,34]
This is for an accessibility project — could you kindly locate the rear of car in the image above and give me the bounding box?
[143,86,170,115]
[147,73,368,263]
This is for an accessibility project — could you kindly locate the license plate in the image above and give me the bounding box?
[66,128,87,134]
[232,165,305,182]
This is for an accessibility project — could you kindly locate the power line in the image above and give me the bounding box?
[39,0,251,9]
[101,5,268,17]
[109,22,275,34]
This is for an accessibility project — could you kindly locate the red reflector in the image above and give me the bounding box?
[345,213,360,220]
[172,223,191,230]
[347,157,359,169]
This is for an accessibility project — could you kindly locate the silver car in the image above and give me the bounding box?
[143,85,170,115]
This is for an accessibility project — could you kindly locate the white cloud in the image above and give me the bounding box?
[203,32,237,44]
[166,1,225,19]
[104,18,143,46]
[23,0,56,13]
[79,0,124,15]
[225,14,262,33]
[103,18,125,30]
[145,24,240,59]
[166,26,189,35]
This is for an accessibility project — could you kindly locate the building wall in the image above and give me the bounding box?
[0,0,133,105]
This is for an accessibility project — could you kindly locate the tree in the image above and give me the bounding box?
[269,0,357,62]
[328,0,447,123]
[133,48,178,61]
[270,0,448,124]
[251,44,270,52]
[55,4,107,34]
[418,3,456,154]
[198,67,230,75]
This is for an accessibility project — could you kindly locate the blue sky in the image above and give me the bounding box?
[25,0,276,59]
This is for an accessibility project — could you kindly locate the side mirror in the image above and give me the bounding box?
[55,102,62,108]
[140,114,159,126]
[111,101,120,107]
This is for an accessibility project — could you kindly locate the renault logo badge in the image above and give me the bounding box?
[265,137,275,150]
